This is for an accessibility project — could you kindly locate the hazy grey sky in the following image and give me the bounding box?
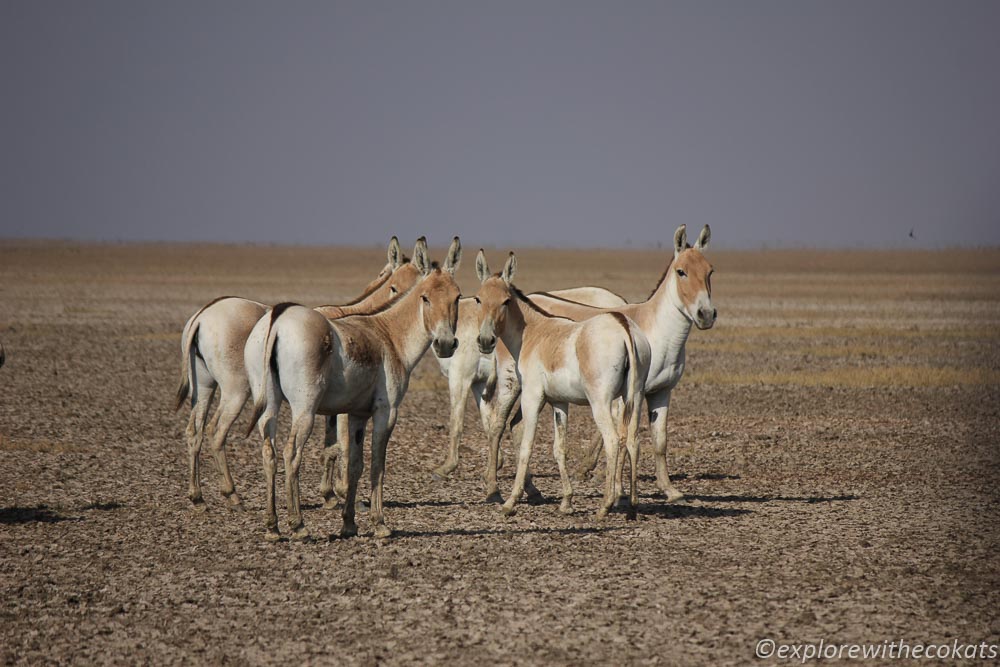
[3,1,999,248]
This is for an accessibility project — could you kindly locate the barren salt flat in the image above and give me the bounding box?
[0,241,998,665]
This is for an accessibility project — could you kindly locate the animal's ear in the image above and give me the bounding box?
[501,252,517,285]
[694,225,711,251]
[413,236,430,276]
[475,249,490,283]
[387,236,402,270]
[443,236,462,275]
[673,225,688,258]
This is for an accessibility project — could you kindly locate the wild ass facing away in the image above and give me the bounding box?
[245,238,463,540]
[527,224,716,502]
[474,251,652,518]
[431,286,627,488]
[175,236,421,512]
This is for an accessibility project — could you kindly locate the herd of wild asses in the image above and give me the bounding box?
[177,226,715,539]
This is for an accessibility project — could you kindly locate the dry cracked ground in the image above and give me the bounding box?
[0,242,998,665]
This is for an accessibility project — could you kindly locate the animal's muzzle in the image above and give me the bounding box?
[478,335,497,354]
[696,307,717,330]
[433,337,459,358]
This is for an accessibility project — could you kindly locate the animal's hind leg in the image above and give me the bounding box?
[186,380,215,511]
[209,390,247,510]
[259,415,279,541]
[551,402,574,514]
[338,415,367,539]
[590,400,623,519]
[283,412,315,540]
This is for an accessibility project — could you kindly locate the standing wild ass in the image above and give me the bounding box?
[473,251,652,518]
[526,224,716,501]
[244,238,463,540]
[432,286,627,485]
[175,236,423,511]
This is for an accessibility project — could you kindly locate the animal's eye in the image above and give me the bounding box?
[390,285,398,294]
[676,269,687,278]
[474,297,481,305]
[421,295,430,303]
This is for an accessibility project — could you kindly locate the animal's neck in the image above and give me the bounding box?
[648,274,694,353]
[369,287,432,372]
[500,291,546,360]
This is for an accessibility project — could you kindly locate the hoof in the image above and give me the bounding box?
[355,500,370,515]
[264,528,281,542]
[225,493,245,511]
[663,489,685,503]
[373,524,393,539]
[558,501,574,515]
[190,497,208,513]
[339,523,358,539]
[484,491,504,505]
[430,467,452,481]
[322,497,341,511]
[500,503,517,517]
[291,526,311,541]
[596,507,610,520]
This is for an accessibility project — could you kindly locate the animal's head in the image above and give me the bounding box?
[669,224,716,330]
[473,249,518,354]
[416,236,463,358]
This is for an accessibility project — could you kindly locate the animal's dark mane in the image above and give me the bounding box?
[336,266,443,321]
[647,253,679,301]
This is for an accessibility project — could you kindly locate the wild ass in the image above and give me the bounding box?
[524,224,716,501]
[431,286,627,484]
[175,236,423,511]
[473,251,651,518]
[244,238,463,540]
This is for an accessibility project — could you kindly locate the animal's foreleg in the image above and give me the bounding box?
[501,391,544,517]
[433,376,472,479]
[648,389,683,502]
[369,406,398,539]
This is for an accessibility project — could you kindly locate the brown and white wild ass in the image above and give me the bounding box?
[244,238,463,540]
[524,224,716,501]
[175,236,423,512]
[431,286,627,486]
[473,251,652,518]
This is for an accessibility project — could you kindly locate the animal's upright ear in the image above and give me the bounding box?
[443,236,462,275]
[673,225,688,258]
[694,225,711,251]
[501,252,517,285]
[413,236,430,276]
[475,249,490,283]
[387,236,403,270]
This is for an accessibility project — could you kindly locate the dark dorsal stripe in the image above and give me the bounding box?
[510,285,574,322]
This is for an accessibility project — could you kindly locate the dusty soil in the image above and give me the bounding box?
[0,241,998,665]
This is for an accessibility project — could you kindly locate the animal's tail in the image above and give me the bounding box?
[609,313,642,442]
[245,302,297,437]
[174,319,200,412]
[174,296,240,412]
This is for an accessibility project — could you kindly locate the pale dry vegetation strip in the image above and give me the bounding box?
[687,365,1000,388]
